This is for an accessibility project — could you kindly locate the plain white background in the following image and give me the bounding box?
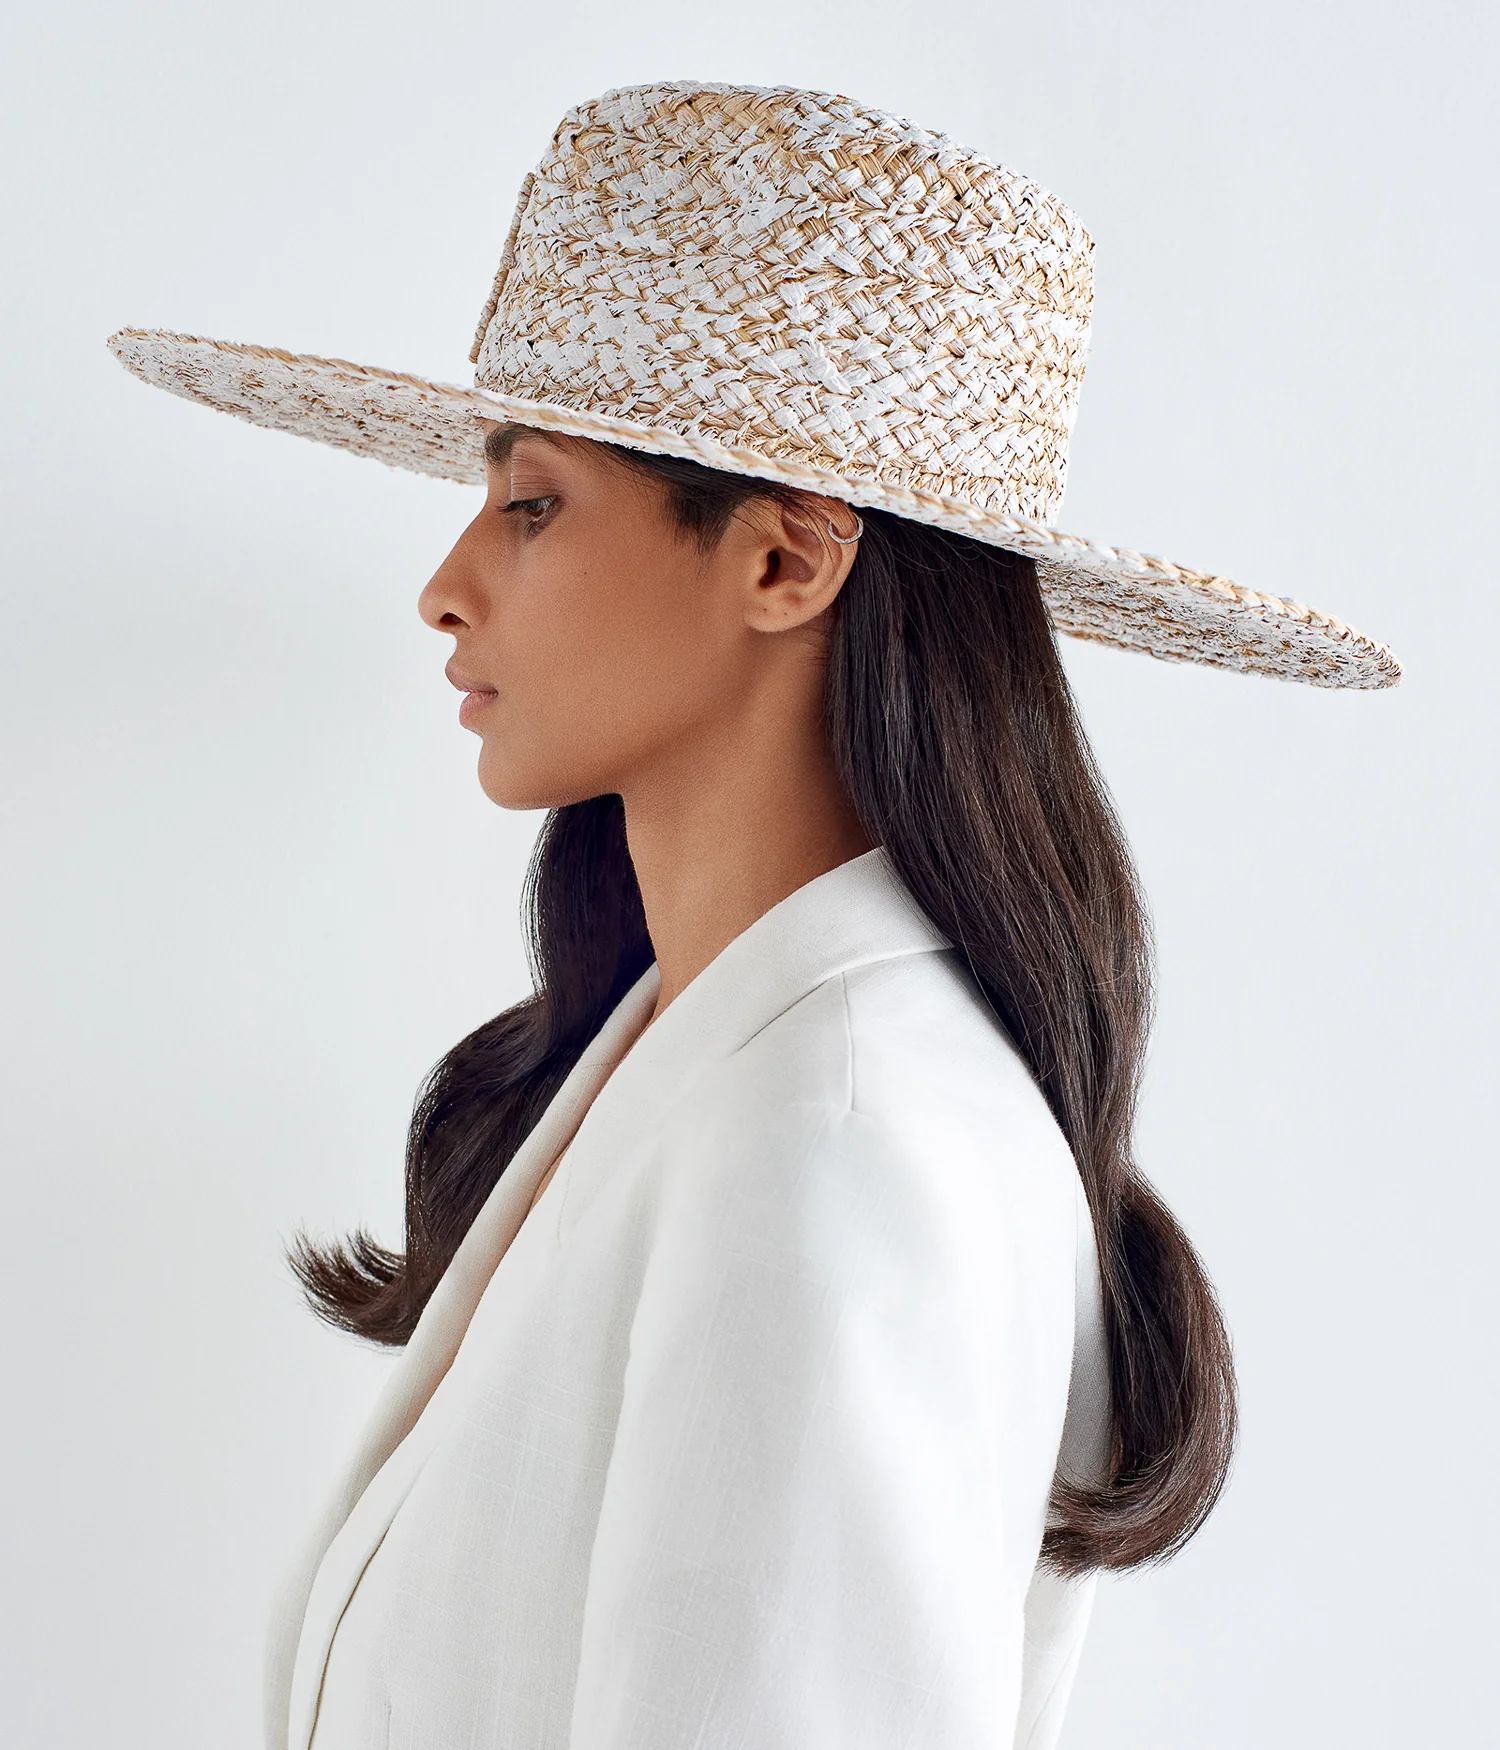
[2,2,1495,1744]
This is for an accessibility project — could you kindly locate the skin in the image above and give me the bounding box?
[418,423,874,1204]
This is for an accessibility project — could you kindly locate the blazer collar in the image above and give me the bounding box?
[648,842,950,1057]
[619,847,938,1064]
[554,844,951,1238]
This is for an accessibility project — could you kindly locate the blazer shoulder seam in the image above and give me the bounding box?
[838,969,855,1115]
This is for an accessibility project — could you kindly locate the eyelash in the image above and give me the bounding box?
[501,494,558,532]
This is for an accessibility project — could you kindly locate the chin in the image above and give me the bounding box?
[475,748,591,814]
[476,768,552,812]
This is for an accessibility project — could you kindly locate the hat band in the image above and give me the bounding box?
[476,297,1073,525]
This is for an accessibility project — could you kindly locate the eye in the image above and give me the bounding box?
[500,494,559,533]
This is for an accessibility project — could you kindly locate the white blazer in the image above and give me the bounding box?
[266,847,1111,1750]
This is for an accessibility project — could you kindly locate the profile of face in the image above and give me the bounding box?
[417,425,860,813]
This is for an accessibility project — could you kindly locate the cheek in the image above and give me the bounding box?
[487,555,738,790]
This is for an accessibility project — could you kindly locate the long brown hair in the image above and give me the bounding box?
[293,438,1237,1573]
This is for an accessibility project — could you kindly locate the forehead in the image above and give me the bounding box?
[482,423,583,469]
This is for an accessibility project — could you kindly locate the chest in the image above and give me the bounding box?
[308,1143,653,1747]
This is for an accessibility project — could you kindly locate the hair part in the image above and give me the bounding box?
[293,433,1237,1573]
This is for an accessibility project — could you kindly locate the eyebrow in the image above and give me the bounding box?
[482,423,569,469]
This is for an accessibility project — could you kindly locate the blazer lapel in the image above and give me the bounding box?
[274,965,660,1750]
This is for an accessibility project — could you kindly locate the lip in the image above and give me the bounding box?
[446,660,499,729]
[458,688,498,728]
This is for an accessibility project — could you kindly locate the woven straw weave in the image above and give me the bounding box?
[107,80,1400,689]
[472,84,1092,527]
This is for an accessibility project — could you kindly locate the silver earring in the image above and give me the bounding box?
[826,513,864,545]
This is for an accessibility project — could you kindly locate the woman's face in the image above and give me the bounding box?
[418,424,849,811]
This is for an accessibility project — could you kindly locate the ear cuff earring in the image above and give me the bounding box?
[826,514,865,545]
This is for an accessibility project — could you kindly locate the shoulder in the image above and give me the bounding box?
[841,949,1067,1151]
[658,949,1084,1267]
[638,952,1088,1414]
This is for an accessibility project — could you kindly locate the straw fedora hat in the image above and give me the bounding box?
[109,80,1398,689]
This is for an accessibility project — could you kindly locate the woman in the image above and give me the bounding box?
[109,81,1398,1750]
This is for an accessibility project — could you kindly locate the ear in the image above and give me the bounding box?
[736,495,862,634]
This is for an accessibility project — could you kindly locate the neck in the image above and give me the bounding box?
[620,699,875,1025]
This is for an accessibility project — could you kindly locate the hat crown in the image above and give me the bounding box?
[473,82,1095,524]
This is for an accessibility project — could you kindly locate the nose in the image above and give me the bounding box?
[418,522,483,632]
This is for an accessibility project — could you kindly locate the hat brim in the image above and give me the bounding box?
[107,329,1400,691]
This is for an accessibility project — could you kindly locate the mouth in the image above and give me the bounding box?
[458,688,498,729]
[446,661,499,730]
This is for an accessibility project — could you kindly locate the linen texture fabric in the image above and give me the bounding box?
[267,848,1111,1750]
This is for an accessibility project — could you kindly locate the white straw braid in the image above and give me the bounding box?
[473,83,1093,528]
[105,80,1401,690]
